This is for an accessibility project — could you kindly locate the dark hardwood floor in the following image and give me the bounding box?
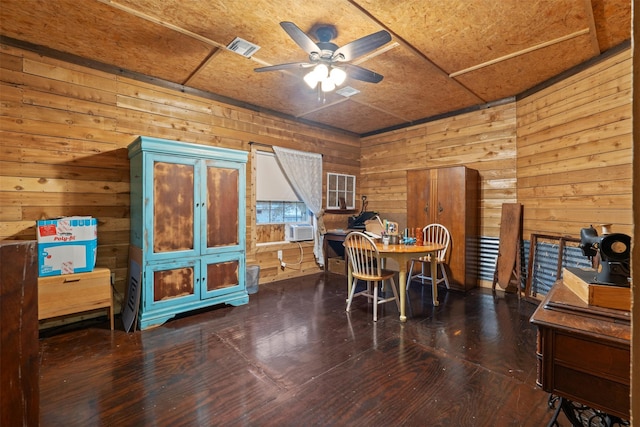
[39,272,565,426]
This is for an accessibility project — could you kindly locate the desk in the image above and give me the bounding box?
[323,229,356,275]
[530,281,630,424]
[347,242,444,322]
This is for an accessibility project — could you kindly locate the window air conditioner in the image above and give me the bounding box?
[285,224,314,242]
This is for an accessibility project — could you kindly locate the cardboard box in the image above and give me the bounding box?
[563,267,630,311]
[37,217,97,277]
[328,257,346,275]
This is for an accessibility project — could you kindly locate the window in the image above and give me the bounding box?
[326,172,355,210]
[256,201,308,223]
[256,151,311,224]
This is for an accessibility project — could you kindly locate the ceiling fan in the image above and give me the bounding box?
[254,22,391,92]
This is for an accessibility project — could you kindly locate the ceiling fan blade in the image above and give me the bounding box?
[280,21,321,55]
[254,62,315,73]
[342,63,384,83]
[332,30,391,62]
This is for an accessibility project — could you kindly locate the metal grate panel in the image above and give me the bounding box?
[469,236,499,282]
[472,236,591,297]
[525,239,591,297]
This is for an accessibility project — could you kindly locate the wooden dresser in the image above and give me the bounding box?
[530,281,630,422]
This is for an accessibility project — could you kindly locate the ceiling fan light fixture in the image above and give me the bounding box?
[304,71,319,89]
[304,63,330,89]
[330,67,346,86]
[313,63,329,79]
[305,64,346,92]
[321,78,336,92]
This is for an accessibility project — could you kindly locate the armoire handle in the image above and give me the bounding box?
[438,202,443,213]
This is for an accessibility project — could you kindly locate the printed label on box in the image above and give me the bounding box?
[37,217,97,243]
[38,224,57,237]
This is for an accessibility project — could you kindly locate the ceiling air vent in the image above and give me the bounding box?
[226,37,260,58]
[336,86,360,97]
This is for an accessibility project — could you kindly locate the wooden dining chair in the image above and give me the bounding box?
[344,231,399,322]
[406,224,451,290]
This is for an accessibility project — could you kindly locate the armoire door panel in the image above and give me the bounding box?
[153,265,196,302]
[153,160,195,254]
[201,253,244,300]
[206,165,239,248]
[436,168,464,228]
[435,168,466,285]
[205,260,239,292]
[407,169,431,227]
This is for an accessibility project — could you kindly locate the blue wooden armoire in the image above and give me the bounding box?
[128,136,248,329]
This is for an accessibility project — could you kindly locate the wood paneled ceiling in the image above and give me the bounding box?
[0,0,630,135]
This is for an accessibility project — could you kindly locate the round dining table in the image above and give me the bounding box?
[346,242,445,322]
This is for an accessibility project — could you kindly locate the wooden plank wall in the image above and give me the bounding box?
[0,42,632,316]
[516,49,632,239]
[359,47,632,285]
[360,102,517,238]
[0,44,360,318]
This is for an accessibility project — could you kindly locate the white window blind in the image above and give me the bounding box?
[256,151,299,201]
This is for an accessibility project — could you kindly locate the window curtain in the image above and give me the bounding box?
[273,146,325,266]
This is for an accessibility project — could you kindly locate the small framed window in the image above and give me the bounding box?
[326,173,355,210]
